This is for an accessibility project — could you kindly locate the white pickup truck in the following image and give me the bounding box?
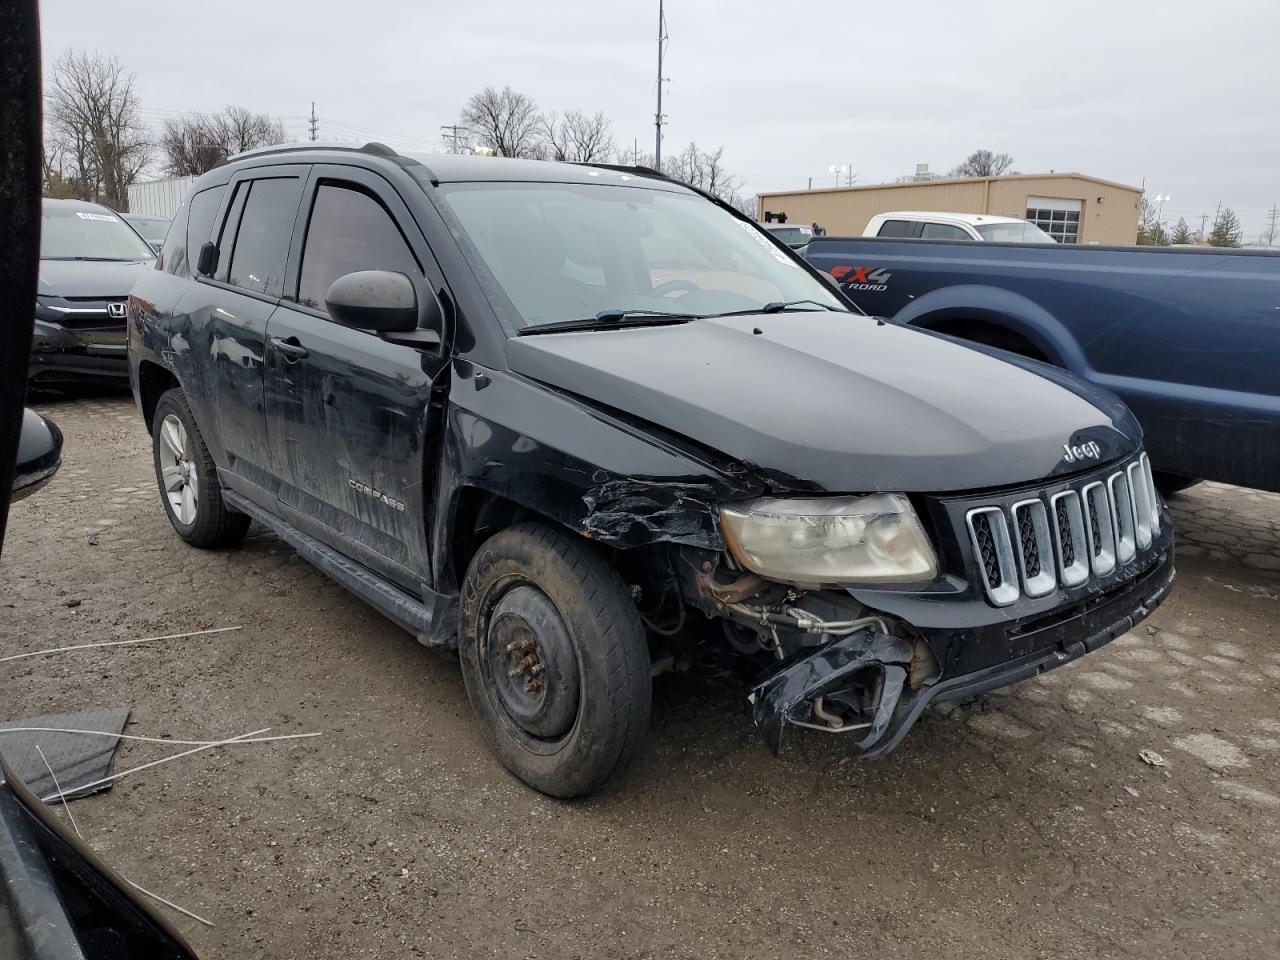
[863,210,1055,243]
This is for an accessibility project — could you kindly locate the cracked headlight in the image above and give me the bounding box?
[719,493,938,586]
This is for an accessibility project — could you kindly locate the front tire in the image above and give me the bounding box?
[151,389,249,548]
[459,523,652,798]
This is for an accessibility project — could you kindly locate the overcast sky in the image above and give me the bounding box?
[40,0,1280,239]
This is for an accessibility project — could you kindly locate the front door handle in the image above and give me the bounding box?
[270,335,309,362]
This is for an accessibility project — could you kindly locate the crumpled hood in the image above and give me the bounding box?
[38,258,152,298]
[506,313,1140,493]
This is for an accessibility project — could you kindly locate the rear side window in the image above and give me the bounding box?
[920,222,972,241]
[225,177,303,298]
[876,219,921,238]
[175,185,225,275]
[297,184,420,312]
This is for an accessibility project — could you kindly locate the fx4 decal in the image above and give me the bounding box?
[829,264,891,292]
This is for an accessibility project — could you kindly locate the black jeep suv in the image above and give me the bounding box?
[128,144,1174,797]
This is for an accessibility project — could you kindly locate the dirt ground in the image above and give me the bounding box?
[3,391,1278,959]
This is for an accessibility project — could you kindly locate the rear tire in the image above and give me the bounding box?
[151,389,249,548]
[458,522,652,798]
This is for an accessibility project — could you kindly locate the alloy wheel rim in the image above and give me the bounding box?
[158,413,198,525]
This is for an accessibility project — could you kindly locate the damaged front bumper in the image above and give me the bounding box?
[750,546,1175,757]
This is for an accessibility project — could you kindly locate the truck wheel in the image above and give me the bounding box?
[458,522,652,798]
[150,389,249,548]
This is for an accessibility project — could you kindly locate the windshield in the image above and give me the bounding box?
[975,221,1057,244]
[767,227,813,247]
[435,181,845,329]
[126,216,171,245]
[41,204,156,260]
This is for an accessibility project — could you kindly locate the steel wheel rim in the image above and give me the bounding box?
[158,413,198,525]
[485,585,581,740]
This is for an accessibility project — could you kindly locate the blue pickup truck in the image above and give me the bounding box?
[804,238,1280,494]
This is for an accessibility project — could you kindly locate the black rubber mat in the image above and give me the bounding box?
[0,707,129,801]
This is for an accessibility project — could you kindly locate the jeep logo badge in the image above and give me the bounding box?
[1062,440,1102,464]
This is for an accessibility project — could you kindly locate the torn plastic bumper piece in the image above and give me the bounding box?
[750,629,916,756]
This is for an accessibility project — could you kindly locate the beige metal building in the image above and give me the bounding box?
[757,173,1143,245]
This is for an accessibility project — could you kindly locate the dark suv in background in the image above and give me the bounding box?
[128,144,1174,797]
[32,198,155,385]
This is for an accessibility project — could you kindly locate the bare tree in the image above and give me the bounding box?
[540,111,571,161]
[563,110,614,163]
[47,50,150,210]
[159,116,224,177]
[542,110,613,163]
[214,105,286,155]
[160,106,287,177]
[950,149,1015,178]
[460,86,542,158]
[622,142,755,215]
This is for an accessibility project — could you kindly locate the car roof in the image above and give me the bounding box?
[873,210,1029,226]
[41,197,121,214]
[765,223,812,230]
[220,142,693,192]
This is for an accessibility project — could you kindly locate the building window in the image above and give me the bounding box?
[1026,196,1082,244]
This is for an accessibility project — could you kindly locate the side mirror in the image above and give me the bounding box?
[13,410,62,502]
[196,242,219,277]
[325,270,422,335]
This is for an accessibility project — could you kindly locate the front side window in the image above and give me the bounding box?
[40,203,156,261]
[225,177,303,297]
[436,181,844,330]
[167,185,226,276]
[297,185,420,312]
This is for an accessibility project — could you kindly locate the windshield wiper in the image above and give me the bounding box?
[758,299,844,313]
[44,256,137,262]
[698,299,847,320]
[519,309,702,336]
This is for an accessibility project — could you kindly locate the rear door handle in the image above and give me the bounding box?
[270,336,309,362]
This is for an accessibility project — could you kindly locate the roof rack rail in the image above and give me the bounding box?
[221,141,406,166]
[576,162,672,184]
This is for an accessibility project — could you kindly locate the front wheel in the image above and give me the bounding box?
[151,389,249,548]
[459,523,652,798]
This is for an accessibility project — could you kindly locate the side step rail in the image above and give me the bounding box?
[222,490,456,647]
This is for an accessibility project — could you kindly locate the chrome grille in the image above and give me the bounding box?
[965,456,1162,606]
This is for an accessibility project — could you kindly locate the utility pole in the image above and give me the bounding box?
[1198,212,1209,239]
[440,125,466,154]
[655,0,667,170]
[308,102,318,142]
[1266,202,1279,247]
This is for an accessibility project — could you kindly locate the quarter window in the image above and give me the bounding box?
[224,177,303,297]
[297,184,421,312]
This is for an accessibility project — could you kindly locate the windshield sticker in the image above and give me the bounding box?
[739,221,799,266]
[75,212,120,223]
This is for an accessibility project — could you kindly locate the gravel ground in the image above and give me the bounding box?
[3,392,1279,959]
